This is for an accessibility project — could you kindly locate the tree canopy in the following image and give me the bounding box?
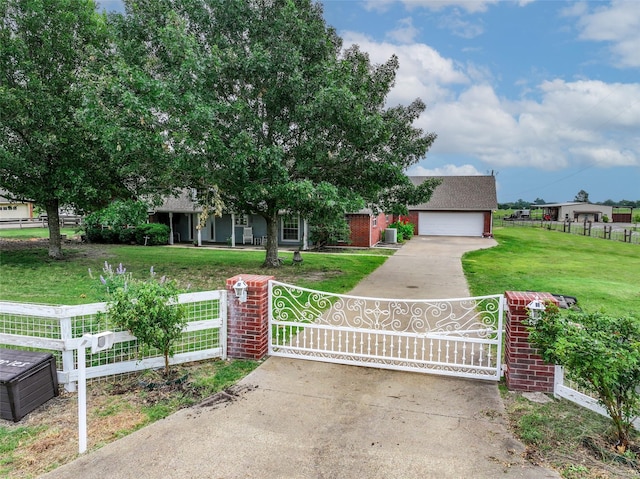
[574,189,590,203]
[0,0,175,258]
[2,0,438,264]
[119,0,438,266]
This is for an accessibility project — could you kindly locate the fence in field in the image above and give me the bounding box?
[501,219,640,245]
[0,290,226,391]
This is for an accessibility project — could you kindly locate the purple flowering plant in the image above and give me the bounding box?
[89,262,186,377]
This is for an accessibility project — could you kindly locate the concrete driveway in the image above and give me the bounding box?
[42,237,560,479]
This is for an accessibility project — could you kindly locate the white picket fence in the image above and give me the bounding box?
[0,290,226,391]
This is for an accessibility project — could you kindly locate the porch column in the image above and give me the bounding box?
[302,218,309,250]
[226,274,274,359]
[504,291,558,392]
[168,212,174,245]
[231,213,236,247]
[196,214,202,246]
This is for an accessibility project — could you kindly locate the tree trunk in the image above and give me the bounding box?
[263,211,281,268]
[164,352,170,378]
[45,199,63,259]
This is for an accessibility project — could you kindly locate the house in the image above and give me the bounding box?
[405,176,497,237]
[345,210,393,247]
[539,202,613,222]
[149,190,309,248]
[0,190,33,220]
[151,175,497,247]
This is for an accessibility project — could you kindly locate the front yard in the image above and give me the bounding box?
[1,226,639,478]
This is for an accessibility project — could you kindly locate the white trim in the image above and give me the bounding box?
[269,281,503,381]
[280,214,300,243]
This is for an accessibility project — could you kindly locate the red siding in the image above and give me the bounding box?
[483,211,493,237]
[347,212,391,247]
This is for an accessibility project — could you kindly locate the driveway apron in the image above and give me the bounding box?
[41,236,560,479]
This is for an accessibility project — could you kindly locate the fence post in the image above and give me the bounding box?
[504,291,558,392]
[59,316,76,392]
[226,274,274,360]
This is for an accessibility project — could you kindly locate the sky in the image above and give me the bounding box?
[99,0,640,204]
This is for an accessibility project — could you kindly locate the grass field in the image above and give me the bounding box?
[2,226,640,478]
[0,237,393,304]
[464,226,640,317]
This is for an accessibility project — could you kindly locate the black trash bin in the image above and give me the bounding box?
[0,349,59,422]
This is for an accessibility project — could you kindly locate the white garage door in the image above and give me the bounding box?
[418,212,484,236]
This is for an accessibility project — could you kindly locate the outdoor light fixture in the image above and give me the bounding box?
[233,277,248,303]
[527,296,545,322]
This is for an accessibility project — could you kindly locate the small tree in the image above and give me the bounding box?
[574,190,590,203]
[94,263,186,377]
[528,305,640,451]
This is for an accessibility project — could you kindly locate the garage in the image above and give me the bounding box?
[418,212,485,236]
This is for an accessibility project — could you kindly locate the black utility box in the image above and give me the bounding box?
[0,349,59,422]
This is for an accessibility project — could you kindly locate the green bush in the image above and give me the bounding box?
[96,263,186,377]
[118,228,137,244]
[529,305,640,452]
[389,218,414,241]
[135,223,170,246]
[83,200,150,244]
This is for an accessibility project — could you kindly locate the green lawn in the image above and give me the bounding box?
[0,240,393,304]
[464,226,640,317]
[0,227,78,239]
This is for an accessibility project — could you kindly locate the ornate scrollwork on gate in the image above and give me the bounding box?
[271,282,500,338]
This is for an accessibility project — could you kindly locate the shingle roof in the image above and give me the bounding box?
[151,190,202,213]
[408,176,497,211]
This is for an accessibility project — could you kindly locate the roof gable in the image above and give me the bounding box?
[408,176,497,211]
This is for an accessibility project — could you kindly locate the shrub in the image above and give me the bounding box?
[389,217,414,241]
[135,223,170,246]
[528,305,640,451]
[93,263,186,377]
[118,227,137,244]
[83,200,149,244]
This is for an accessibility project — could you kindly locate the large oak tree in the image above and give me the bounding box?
[0,0,174,258]
[120,0,438,267]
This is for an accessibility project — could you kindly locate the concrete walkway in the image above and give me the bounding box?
[42,237,560,479]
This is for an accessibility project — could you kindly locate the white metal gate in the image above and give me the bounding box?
[268,281,504,381]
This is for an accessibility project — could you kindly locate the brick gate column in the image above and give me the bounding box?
[226,274,274,360]
[504,291,558,392]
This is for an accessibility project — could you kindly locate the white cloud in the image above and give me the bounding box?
[400,1,499,14]
[386,17,420,43]
[342,31,640,173]
[438,11,485,38]
[571,0,640,68]
[408,164,484,175]
[340,32,469,105]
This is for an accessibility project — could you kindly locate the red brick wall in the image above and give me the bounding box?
[347,213,390,247]
[371,212,390,245]
[504,291,558,392]
[483,211,493,236]
[347,214,370,247]
[226,274,274,360]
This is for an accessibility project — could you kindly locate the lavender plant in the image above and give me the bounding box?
[91,262,186,376]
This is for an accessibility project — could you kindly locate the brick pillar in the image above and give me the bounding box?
[226,274,274,360]
[504,291,558,392]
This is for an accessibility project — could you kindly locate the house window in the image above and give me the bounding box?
[281,215,299,241]
[372,216,378,227]
[234,214,249,226]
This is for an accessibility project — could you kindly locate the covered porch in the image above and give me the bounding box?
[149,194,309,249]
